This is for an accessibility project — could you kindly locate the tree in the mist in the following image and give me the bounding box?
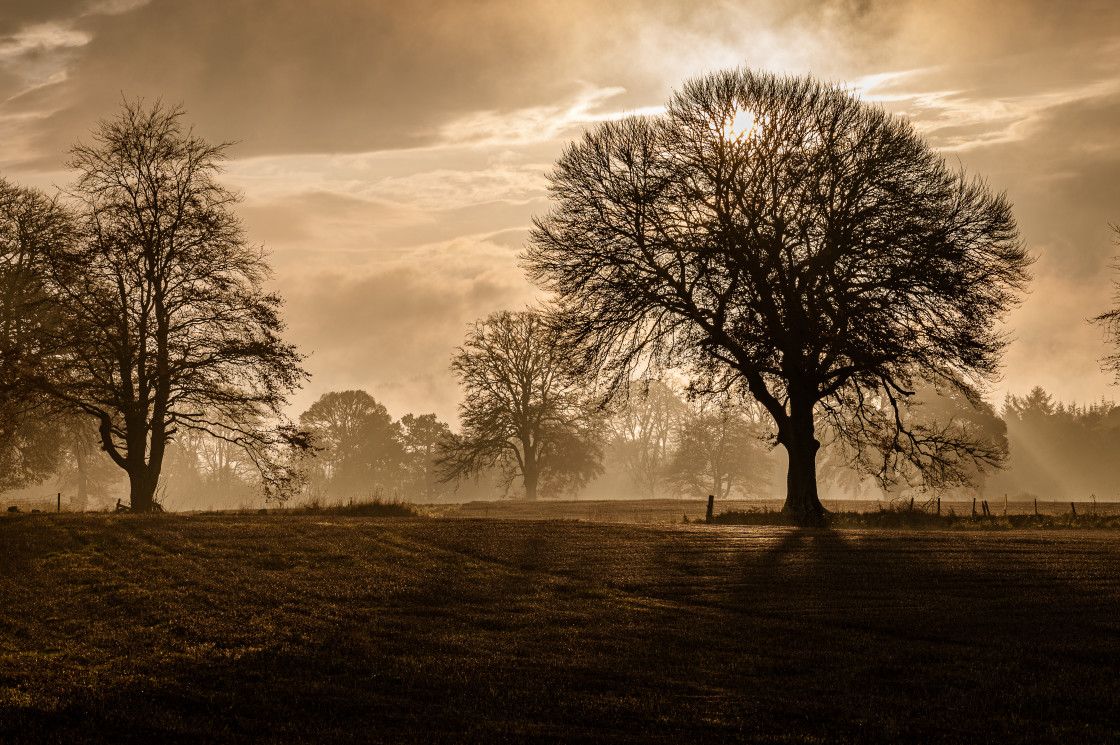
[0,179,72,490]
[439,310,603,500]
[987,386,1120,500]
[1094,225,1120,378]
[525,68,1031,522]
[988,386,1063,498]
[666,394,770,499]
[299,390,402,498]
[818,379,1007,498]
[54,417,123,510]
[0,414,64,493]
[33,100,307,511]
[398,413,452,500]
[610,379,685,498]
[159,425,261,508]
[887,380,1006,495]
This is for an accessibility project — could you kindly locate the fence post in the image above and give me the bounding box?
[1071,502,1077,517]
[57,493,61,513]
[972,497,977,517]
[1034,498,1038,517]
[937,497,941,516]
[706,494,715,523]
[1004,493,1007,516]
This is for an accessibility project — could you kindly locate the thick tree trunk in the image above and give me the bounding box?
[779,400,827,524]
[523,465,539,501]
[521,438,540,501]
[127,465,160,512]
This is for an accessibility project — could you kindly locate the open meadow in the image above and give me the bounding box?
[2,512,1119,744]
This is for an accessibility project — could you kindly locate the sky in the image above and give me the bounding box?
[1,0,1118,425]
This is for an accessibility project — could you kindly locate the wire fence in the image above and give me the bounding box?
[6,493,1120,520]
[447,496,1120,524]
[3,492,79,513]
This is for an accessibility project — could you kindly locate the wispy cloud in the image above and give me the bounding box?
[853,38,1120,151]
[0,24,91,63]
[436,83,665,148]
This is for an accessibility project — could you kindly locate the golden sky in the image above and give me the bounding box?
[1,0,1119,422]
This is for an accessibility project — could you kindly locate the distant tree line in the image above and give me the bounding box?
[296,390,454,503]
[434,313,776,501]
[986,387,1120,501]
[602,380,772,500]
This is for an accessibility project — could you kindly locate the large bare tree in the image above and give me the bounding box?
[525,69,1031,522]
[439,309,603,500]
[35,100,307,511]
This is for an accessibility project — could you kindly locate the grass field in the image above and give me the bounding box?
[2,514,1119,743]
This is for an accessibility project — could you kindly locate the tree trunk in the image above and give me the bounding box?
[127,466,159,512]
[74,437,88,511]
[521,438,540,501]
[712,473,726,500]
[779,399,827,524]
[523,464,539,501]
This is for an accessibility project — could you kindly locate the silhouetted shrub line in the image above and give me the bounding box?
[195,498,423,518]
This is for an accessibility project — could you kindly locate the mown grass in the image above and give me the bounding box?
[2,514,1119,743]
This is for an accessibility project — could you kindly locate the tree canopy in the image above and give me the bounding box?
[667,393,771,500]
[299,390,401,499]
[525,68,1031,521]
[29,100,308,510]
[439,309,603,500]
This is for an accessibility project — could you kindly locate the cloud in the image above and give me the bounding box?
[997,266,1116,406]
[0,0,992,164]
[0,0,152,167]
[434,84,666,148]
[2,0,625,166]
[230,150,549,267]
[279,242,540,423]
[1,0,1118,416]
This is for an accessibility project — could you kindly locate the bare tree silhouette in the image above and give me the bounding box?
[438,309,603,500]
[525,69,1031,523]
[609,379,685,498]
[34,100,308,511]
